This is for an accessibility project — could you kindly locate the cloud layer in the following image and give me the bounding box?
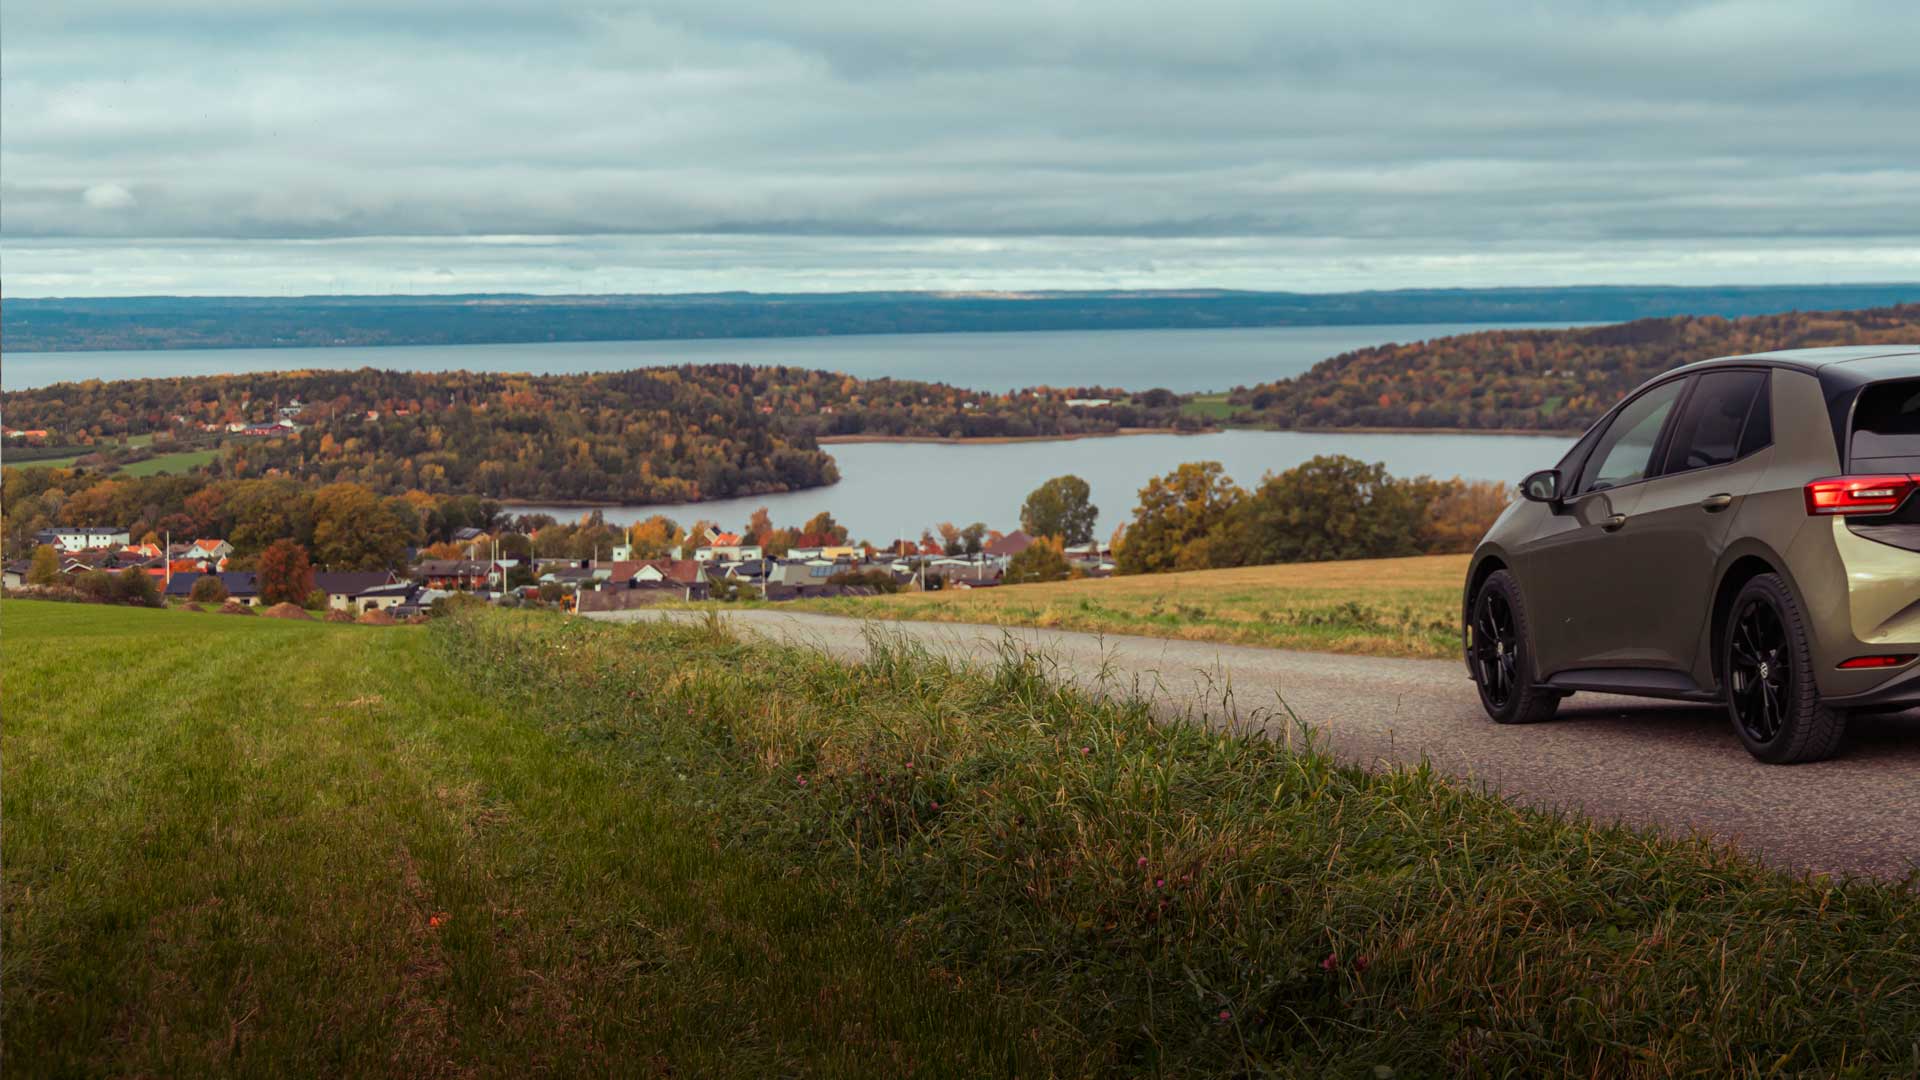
[6,1,1919,293]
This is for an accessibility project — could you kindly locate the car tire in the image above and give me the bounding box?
[1470,570,1561,725]
[1723,573,1847,764]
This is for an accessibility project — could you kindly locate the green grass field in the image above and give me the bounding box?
[7,451,88,470]
[793,554,1469,658]
[1179,391,1247,422]
[118,447,221,476]
[9,600,1920,1076]
[8,433,218,475]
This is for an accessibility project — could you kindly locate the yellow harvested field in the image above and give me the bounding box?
[792,554,1471,659]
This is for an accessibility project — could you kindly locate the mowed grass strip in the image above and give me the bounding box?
[2,602,1033,1077]
[792,553,1469,658]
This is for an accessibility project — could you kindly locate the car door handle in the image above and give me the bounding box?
[1600,514,1628,531]
[1700,494,1734,512]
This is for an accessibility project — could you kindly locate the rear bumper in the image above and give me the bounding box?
[1826,662,1920,709]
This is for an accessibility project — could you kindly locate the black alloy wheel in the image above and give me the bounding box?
[1727,597,1789,744]
[1469,570,1560,724]
[1721,574,1847,763]
[1473,589,1520,709]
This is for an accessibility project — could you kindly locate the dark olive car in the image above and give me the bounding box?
[1463,346,1920,762]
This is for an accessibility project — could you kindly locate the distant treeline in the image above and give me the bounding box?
[9,284,1918,352]
[0,366,1187,503]
[1228,304,1920,432]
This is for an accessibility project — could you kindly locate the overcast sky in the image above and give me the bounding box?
[5,1,1919,296]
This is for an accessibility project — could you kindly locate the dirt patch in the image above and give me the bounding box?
[358,609,398,626]
[261,603,312,620]
[181,602,204,613]
[218,600,256,616]
[324,609,357,623]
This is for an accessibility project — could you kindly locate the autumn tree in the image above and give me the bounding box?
[310,483,415,570]
[257,540,315,606]
[1003,535,1070,584]
[1020,474,1098,544]
[1116,462,1244,575]
[1221,456,1430,566]
[77,570,115,601]
[189,574,229,604]
[745,506,774,545]
[625,514,680,558]
[112,568,161,607]
[26,544,60,586]
[799,511,849,546]
[1420,478,1514,553]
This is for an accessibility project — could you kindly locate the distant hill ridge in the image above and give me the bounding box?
[1228,304,1920,432]
[7,283,1917,353]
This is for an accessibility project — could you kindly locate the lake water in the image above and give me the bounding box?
[2,320,1598,393]
[506,429,1574,541]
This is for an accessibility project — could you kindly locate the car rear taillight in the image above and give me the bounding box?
[1838,654,1917,669]
[1804,474,1920,516]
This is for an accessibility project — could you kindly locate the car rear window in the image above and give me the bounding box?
[1850,379,1920,471]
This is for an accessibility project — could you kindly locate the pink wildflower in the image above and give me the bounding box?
[1136,856,1149,867]
[1320,952,1338,971]
[1217,1009,1230,1022]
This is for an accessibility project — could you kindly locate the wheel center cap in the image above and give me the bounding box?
[1495,642,1505,656]
[1759,662,1770,680]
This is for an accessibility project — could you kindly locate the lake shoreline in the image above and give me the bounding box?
[816,426,1210,445]
[819,422,1577,446]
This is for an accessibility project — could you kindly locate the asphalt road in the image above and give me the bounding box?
[590,607,1920,881]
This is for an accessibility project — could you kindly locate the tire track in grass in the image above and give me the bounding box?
[345,627,1042,1077]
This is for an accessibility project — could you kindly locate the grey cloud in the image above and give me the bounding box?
[2,1,1918,292]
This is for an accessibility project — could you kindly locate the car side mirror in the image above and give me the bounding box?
[1521,468,1562,504]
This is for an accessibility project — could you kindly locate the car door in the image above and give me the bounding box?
[1600,369,1773,675]
[1518,376,1689,676]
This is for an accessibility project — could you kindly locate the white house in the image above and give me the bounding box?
[692,543,765,563]
[39,527,131,552]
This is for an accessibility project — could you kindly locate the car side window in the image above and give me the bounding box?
[1577,379,1687,494]
[1660,369,1769,475]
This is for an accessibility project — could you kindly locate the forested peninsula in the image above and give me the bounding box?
[1226,304,1920,431]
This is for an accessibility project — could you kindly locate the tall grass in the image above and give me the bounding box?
[441,610,1920,1077]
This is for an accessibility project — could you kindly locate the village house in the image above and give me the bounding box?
[927,557,1001,587]
[785,545,860,561]
[768,559,843,587]
[34,526,132,553]
[692,541,765,563]
[415,559,499,590]
[539,566,601,589]
[312,570,405,612]
[605,558,707,588]
[984,530,1035,561]
[163,571,262,606]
